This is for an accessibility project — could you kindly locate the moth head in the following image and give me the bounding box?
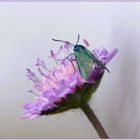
[74,45,85,52]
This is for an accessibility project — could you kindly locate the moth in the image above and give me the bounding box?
[52,35,109,80]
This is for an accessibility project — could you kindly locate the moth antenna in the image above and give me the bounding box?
[76,34,80,45]
[52,38,74,46]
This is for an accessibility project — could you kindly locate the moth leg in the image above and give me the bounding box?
[66,54,76,75]
[70,59,76,75]
[58,53,76,75]
[67,53,75,61]
[58,53,75,61]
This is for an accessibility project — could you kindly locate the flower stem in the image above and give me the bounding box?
[81,103,109,138]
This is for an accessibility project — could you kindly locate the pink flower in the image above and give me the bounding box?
[22,38,118,119]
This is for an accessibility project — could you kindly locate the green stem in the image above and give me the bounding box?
[81,103,109,139]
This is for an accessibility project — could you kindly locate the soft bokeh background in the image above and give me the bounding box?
[0,2,140,138]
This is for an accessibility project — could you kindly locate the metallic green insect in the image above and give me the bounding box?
[52,35,109,80]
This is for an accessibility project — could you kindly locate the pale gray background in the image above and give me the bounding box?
[0,2,140,138]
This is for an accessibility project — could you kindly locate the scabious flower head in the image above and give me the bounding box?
[22,38,118,119]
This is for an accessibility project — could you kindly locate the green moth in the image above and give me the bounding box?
[52,35,109,80]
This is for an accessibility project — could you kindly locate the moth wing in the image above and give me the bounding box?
[83,47,110,72]
[83,47,100,63]
[74,50,95,80]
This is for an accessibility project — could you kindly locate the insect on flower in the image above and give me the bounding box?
[22,35,118,119]
[52,35,110,81]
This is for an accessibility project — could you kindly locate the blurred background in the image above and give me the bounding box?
[0,2,140,138]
